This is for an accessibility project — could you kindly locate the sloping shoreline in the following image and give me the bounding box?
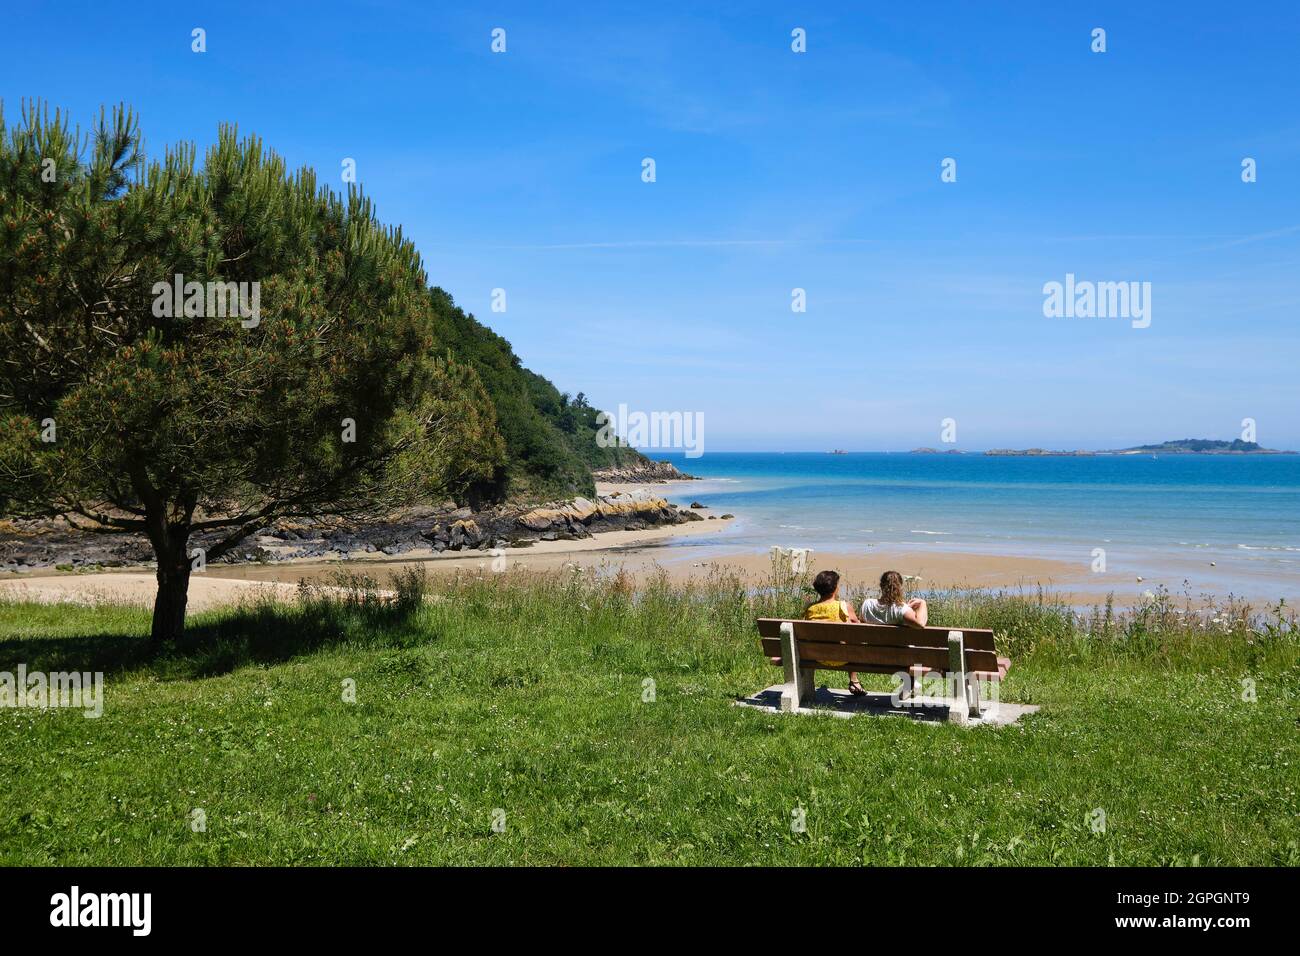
[0,488,723,574]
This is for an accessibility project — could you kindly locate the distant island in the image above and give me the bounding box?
[980,439,1292,456]
[909,439,1293,456]
[1108,439,1292,455]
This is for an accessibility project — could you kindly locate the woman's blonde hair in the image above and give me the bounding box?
[878,570,905,606]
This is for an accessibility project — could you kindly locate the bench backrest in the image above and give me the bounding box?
[755,618,999,674]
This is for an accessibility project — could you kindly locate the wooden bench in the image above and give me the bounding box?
[755,618,1012,724]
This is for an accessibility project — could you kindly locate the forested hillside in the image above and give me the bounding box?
[427,287,646,504]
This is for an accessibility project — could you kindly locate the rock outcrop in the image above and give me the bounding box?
[591,459,696,483]
[0,489,710,571]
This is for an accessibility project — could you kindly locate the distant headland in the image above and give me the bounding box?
[911,439,1295,456]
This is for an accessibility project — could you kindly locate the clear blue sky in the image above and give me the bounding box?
[4,1,1299,450]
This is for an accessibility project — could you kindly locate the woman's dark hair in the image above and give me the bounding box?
[811,570,840,599]
[879,570,905,606]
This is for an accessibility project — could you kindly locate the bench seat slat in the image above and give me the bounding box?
[760,654,1010,680]
[802,662,933,675]
[798,641,954,671]
[755,617,996,652]
[762,637,1001,674]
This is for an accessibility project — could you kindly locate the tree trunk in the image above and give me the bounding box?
[130,470,198,647]
[149,532,192,645]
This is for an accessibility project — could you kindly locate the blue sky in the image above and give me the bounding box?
[4,1,1299,451]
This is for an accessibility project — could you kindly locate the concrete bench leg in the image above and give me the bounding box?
[947,631,970,726]
[966,673,981,718]
[798,667,816,705]
[777,622,816,711]
[779,623,800,712]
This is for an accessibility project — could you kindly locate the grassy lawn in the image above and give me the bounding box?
[1,569,1297,865]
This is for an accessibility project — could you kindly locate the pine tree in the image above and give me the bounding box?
[0,102,505,643]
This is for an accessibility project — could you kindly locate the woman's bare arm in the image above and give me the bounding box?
[901,598,928,628]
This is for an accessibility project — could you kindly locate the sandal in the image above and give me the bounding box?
[848,680,866,696]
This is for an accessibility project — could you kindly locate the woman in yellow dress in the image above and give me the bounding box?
[804,570,866,696]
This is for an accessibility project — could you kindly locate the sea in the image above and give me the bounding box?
[645,451,1300,601]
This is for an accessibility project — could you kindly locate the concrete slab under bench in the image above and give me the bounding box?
[735,682,1040,726]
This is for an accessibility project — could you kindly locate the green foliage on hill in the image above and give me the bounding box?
[1122,439,1270,453]
[427,287,645,504]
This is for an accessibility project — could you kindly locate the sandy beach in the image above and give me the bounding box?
[0,519,726,612]
[3,512,1253,614]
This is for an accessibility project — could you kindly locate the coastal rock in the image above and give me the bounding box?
[561,497,599,522]
[519,509,560,531]
[0,484,714,569]
[595,489,668,518]
[592,459,697,483]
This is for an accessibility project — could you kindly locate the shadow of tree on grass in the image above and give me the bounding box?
[0,570,437,681]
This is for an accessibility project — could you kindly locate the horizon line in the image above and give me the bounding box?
[632,447,1300,456]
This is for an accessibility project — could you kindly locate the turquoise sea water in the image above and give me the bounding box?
[645,452,1300,599]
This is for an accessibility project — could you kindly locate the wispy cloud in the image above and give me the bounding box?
[1188,224,1300,254]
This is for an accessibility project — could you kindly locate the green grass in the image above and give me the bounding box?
[1,569,1298,865]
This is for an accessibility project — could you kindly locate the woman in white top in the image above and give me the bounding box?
[860,570,928,628]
